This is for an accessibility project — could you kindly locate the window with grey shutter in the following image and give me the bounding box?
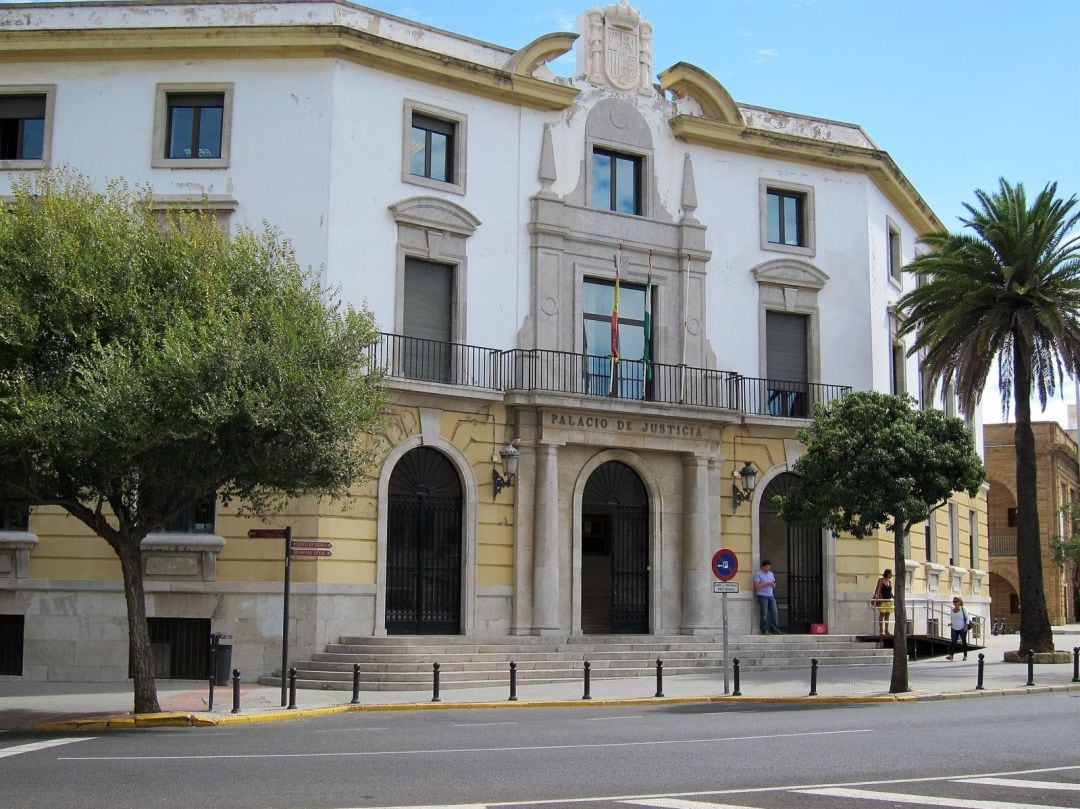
[765,311,808,417]
[403,257,453,382]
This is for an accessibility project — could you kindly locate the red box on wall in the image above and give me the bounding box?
[810,623,828,635]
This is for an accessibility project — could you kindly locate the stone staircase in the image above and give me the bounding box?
[260,634,892,692]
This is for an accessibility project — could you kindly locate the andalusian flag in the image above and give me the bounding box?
[643,252,653,387]
[610,252,621,396]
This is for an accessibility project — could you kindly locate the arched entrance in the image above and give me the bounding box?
[759,472,823,632]
[581,461,650,634]
[386,447,463,634]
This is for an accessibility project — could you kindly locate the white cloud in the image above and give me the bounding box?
[534,9,577,32]
[755,48,779,63]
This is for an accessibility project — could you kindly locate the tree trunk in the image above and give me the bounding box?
[117,539,161,714]
[1013,334,1055,653]
[889,520,910,693]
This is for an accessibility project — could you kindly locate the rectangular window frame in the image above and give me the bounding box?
[887,217,903,285]
[759,179,815,257]
[968,508,978,568]
[0,504,30,532]
[590,147,644,216]
[0,85,55,170]
[152,83,233,169]
[164,494,217,535]
[402,100,467,195]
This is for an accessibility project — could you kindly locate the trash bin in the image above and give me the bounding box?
[210,633,233,686]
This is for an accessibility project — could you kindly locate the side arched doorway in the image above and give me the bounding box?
[759,472,823,633]
[386,447,463,634]
[581,461,650,634]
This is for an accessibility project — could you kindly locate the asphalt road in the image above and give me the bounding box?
[3,693,1080,809]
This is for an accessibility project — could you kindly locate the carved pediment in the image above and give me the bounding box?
[389,196,480,237]
[751,258,829,290]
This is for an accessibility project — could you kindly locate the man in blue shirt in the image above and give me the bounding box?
[753,559,781,634]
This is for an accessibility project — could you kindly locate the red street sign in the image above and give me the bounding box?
[290,540,332,549]
[290,548,332,558]
[248,528,288,538]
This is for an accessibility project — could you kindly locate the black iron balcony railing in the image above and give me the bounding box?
[371,333,850,417]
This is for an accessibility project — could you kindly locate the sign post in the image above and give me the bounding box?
[248,526,292,706]
[711,548,739,695]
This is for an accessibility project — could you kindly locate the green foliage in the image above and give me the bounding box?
[777,392,985,536]
[897,179,1080,419]
[0,170,389,539]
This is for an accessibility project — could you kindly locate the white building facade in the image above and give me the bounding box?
[0,0,987,681]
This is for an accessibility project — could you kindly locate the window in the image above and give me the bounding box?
[0,614,24,676]
[131,617,210,679]
[402,257,454,382]
[152,84,232,169]
[925,518,935,562]
[765,311,809,417]
[889,312,906,395]
[1007,507,1017,527]
[166,93,223,160]
[582,277,648,397]
[759,180,815,256]
[402,101,466,194]
[0,504,29,532]
[0,86,54,168]
[887,219,902,283]
[592,148,642,215]
[767,189,805,247]
[164,494,216,534]
[949,502,959,566]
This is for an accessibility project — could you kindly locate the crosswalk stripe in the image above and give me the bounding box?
[796,786,1077,808]
[958,777,1080,791]
[0,737,96,759]
[624,800,751,809]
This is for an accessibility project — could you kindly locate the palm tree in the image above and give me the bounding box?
[898,179,1080,654]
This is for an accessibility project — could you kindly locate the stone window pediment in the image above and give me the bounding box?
[389,196,480,238]
[752,259,829,290]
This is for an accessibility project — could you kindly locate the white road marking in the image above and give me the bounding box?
[624,799,749,809]
[586,716,643,721]
[0,737,96,759]
[958,777,1080,791]
[796,786,1077,808]
[453,722,518,727]
[57,728,870,761]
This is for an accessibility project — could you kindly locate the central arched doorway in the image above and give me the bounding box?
[581,461,650,634]
[386,447,463,634]
[759,472,823,633]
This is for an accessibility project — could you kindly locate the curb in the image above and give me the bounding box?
[31,682,1080,732]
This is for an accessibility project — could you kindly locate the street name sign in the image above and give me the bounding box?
[713,581,739,594]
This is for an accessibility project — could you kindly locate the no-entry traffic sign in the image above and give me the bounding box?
[711,548,738,581]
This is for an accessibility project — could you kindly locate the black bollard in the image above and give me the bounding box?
[231,668,241,714]
[732,657,741,697]
[509,661,518,701]
[1073,647,1079,684]
[976,653,985,690]
[655,658,664,698]
[432,662,441,703]
[1026,649,1035,687]
[351,662,361,705]
[288,666,297,709]
[809,658,818,697]
[583,660,592,700]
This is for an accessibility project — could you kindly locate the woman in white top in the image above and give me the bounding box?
[947,597,970,661]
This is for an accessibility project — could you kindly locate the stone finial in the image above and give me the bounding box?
[538,124,557,197]
[681,152,699,223]
[576,2,654,95]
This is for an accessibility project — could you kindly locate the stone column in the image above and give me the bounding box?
[681,453,712,633]
[532,442,561,634]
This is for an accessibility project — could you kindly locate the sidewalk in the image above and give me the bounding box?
[3,627,1079,732]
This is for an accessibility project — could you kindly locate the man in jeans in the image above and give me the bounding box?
[754,559,781,634]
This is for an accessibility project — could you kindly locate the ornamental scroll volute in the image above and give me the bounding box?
[577,1,654,95]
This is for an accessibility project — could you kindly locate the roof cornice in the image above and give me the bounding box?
[669,114,942,233]
[0,24,580,111]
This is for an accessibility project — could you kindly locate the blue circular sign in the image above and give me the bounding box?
[712,548,738,581]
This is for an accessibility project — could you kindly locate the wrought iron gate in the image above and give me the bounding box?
[386,448,463,635]
[582,461,649,634]
[760,472,823,632]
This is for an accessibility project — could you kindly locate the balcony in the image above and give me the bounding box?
[989,535,1017,557]
[370,333,850,418]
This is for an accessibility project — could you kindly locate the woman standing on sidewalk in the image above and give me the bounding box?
[947,597,970,660]
[872,569,894,636]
